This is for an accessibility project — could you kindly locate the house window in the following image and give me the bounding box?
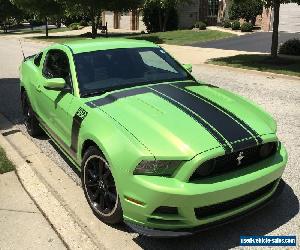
[208,0,219,17]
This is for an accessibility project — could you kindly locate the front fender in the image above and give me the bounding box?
[77,109,154,177]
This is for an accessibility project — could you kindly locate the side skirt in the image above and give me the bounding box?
[37,119,81,170]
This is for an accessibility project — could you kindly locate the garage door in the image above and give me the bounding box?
[279,3,300,33]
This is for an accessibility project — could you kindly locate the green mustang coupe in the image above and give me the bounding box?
[20,39,287,237]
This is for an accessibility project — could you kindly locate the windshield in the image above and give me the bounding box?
[74,47,191,96]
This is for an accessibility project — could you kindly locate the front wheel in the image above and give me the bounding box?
[81,146,123,224]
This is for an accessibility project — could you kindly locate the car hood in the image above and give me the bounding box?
[86,82,276,158]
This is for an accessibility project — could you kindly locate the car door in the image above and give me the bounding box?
[37,49,75,150]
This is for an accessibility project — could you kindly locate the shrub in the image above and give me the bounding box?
[28,19,44,27]
[223,20,231,28]
[69,22,80,30]
[194,21,206,30]
[279,39,300,56]
[63,16,82,27]
[240,22,253,32]
[143,0,178,32]
[79,20,88,27]
[231,20,240,30]
[229,0,263,24]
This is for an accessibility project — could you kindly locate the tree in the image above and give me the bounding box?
[60,0,143,38]
[143,0,189,32]
[229,0,263,24]
[263,0,300,57]
[0,0,24,33]
[13,0,64,37]
[143,0,178,32]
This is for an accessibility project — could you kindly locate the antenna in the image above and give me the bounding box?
[19,39,25,60]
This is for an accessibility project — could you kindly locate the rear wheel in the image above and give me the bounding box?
[21,92,43,137]
[81,146,122,224]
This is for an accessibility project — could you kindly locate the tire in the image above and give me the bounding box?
[21,92,43,137]
[81,146,123,224]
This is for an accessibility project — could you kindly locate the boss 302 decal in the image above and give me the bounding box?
[71,107,88,153]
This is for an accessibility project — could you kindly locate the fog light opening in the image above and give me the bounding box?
[153,206,179,215]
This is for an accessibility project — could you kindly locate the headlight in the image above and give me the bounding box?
[133,160,182,176]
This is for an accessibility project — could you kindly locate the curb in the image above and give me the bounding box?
[0,114,102,250]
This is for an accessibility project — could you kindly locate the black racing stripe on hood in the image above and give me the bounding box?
[147,88,232,154]
[86,87,150,107]
[176,82,263,144]
[151,84,257,152]
[85,84,232,153]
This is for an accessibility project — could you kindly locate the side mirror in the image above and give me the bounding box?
[44,78,66,90]
[183,64,192,73]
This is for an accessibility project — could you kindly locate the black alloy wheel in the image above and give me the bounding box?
[82,146,122,224]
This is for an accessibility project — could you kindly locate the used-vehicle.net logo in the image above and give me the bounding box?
[240,236,296,246]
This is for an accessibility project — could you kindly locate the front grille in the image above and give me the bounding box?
[190,142,277,181]
[194,180,278,220]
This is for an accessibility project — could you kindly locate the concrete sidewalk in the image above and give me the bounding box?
[161,44,263,65]
[0,171,66,250]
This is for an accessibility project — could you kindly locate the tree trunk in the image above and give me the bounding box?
[56,20,61,28]
[271,0,280,58]
[3,21,7,33]
[45,17,48,38]
[95,14,100,35]
[158,8,162,32]
[91,17,97,39]
[162,9,169,32]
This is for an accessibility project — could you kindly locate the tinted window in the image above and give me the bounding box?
[74,47,190,96]
[43,49,72,86]
[34,53,43,66]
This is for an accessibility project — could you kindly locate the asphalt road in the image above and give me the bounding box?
[192,32,300,53]
[0,37,299,249]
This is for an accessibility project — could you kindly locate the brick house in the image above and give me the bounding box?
[102,0,227,31]
[102,1,300,33]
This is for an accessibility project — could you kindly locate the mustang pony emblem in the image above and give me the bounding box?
[236,152,245,166]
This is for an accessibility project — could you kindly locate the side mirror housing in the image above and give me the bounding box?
[183,64,193,73]
[44,78,66,90]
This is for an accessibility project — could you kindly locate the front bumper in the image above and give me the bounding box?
[125,179,285,237]
[120,143,287,236]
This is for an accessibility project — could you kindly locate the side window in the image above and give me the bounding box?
[34,53,43,67]
[42,49,72,87]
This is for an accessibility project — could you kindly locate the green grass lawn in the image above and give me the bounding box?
[0,147,15,174]
[128,30,235,45]
[29,30,236,45]
[209,54,300,77]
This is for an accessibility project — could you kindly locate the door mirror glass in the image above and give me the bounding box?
[44,78,66,90]
[183,64,192,73]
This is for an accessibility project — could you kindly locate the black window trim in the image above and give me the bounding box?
[73,46,195,97]
[42,48,74,95]
[34,52,43,67]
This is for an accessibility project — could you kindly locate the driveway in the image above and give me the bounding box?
[0,37,299,249]
[192,32,300,53]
